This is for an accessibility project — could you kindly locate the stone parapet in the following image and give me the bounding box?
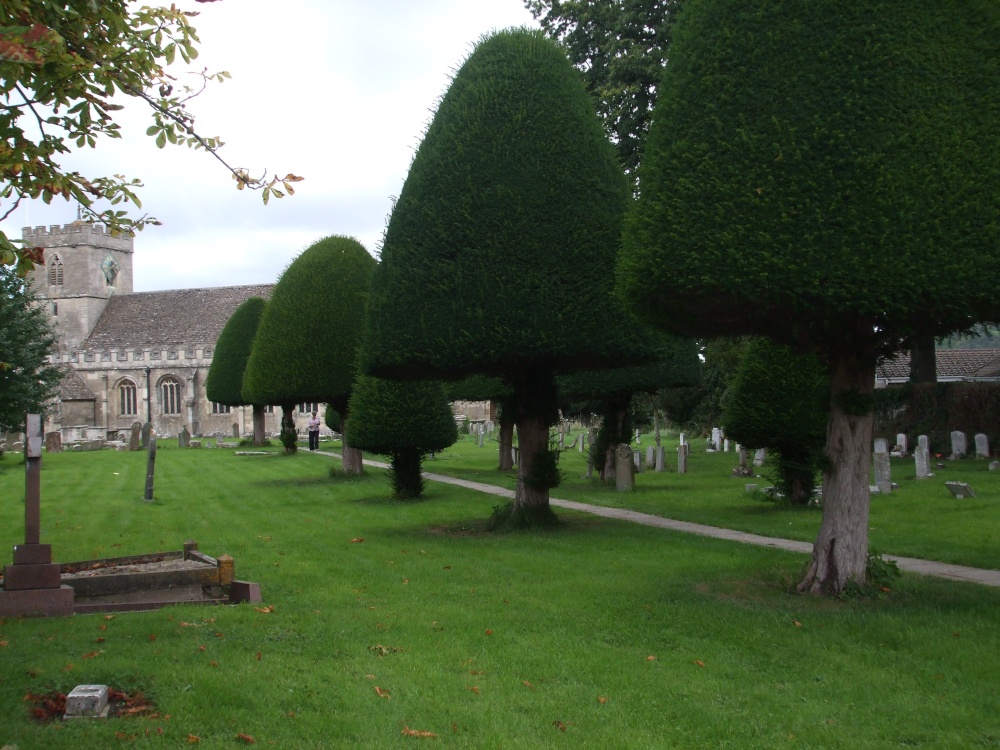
[24,223,134,253]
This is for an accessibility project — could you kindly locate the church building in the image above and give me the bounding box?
[27,223,321,442]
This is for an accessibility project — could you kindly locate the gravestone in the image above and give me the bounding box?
[633,450,643,472]
[990,461,1000,471]
[44,431,62,453]
[645,445,655,467]
[189,440,202,449]
[874,438,888,454]
[558,432,565,451]
[951,431,967,459]
[477,430,485,448]
[679,432,686,447]
[129,421,142,451]
[738,447,748,469]
[753,448,766,467]
[616,444,635,491]
[918,434,929,453]
[178,426,191,448]
[945,481,975,499]
[141,422,152,449]
[634,428,641,445]
[711,427,721,451]
[873,451,892,494]
[578,434,584,453]
[677,445,688,474]
[894,433,908,456]
[723,438,730,452]
[654,446,665,472]
[232,422,240,439]
[914,446,931,479]
[975,433,989,458]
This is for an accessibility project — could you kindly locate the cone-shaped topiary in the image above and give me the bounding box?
[205,297,268,445]
[362,28,632,526]
[243,235,376,462]
[346,376,458,499]
[617,1,1000,592]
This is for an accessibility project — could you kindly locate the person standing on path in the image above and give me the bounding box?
[307,411,321,451]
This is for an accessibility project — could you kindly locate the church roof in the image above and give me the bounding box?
[59,371,95,401]
[876,349,1000,382]
[84,284,274,350]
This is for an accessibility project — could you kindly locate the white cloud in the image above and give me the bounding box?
[4,0,539,291]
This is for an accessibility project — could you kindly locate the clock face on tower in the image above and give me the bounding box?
[101,253,120,286]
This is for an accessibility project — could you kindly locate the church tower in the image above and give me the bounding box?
[25,223,134,352]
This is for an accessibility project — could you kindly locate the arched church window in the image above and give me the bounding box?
[119,380,138,416]
[48,256,64,286]
[161,378,182,415]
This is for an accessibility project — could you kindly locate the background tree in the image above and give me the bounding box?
[722,338,828,505]
[447,375,514,470]
[0,268,62,433]
[525,0,683,177]
[243,235,376,465]
[205,296,267,446]
[558,333,699,480]
[345,376,457,499]
[618,1,1000,593]
[1,1,299,272]
[361,28,633,528]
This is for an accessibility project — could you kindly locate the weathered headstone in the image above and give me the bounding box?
[738,447,748,469]
[710,427,721,451]
[645,445,655,468]
[477,429,485,448]
[634,428,641,445]
[975,433,989,458]
[654,446,665,472]
[232,422,240,439]
[723,438,731,452]
[895,433,908,456]
[129,421,142,451]
[578,434,584,453]
[44,431,62,453]
[873,451,892,494]
[990,461,1000,472]
[677,445,688,474]
[945,481,975,499]
[679,432,686,447]
[918,434,929,452]
[178,425,191,448]
[874,438,888,454]
[951,431,967,459]
[633,450,643,472]
[141,422,152,450]
[190,440,202,449]
[914,446,931,479]
[616,444,634,492]
[753,448,766,467]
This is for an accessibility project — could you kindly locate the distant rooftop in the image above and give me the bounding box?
[877,349,1000,383]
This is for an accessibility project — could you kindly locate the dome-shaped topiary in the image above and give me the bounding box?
[346,376,457,498]
[205,297,266,407]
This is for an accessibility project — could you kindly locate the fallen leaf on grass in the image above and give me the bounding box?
[793,621,802,627]
[187,734,200,743]
[254,606,274,614]
[375,686,391,699]
[468,686,479,695]
[95,637,105,644]
[598,696,608,704]
[470,670,484,676]
[63,663,74,671]
[402,725,438,738]
[553,720,568,732]
[365,674,376,680]
[104,615,115,621]
[149,634,157,641]
[198,645,206,652]
[82,651,99,659]
[350,538,365,543]
[695,660,705,668]
[256,651,262,661]
[522,681,534,689]
[485,629,493,636]
[99,624,107,631]
[646,655,656,661]
[0,640,7,647]
[179,622,202,628]
[210,661,219,668]
[236,732,255,744]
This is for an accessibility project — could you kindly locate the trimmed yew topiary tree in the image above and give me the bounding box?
[618,1,1000,593]
[205,296,268,446]
[361,28,632,527]
[722,338,828,505]
[345,376,458,499]
[243,235,376,463]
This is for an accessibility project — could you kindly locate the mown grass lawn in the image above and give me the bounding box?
[0,442,998,749]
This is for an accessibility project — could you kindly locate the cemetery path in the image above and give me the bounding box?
[311,451,1000,589]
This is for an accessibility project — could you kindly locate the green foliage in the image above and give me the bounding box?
[523,449,561,491]
[242,235,376,410]
[362,28,632,383]
[526,0,684,178]
[205,297,266,407]
[278,405,298,454]
[619,1,1000,353]
[323,405,342,433]
[839,552,903,600]
[345,376,458,458]
[0,269,62,432]
[722,338,828,505]
[0,1,297,272]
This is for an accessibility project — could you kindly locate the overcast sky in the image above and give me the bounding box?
[3,0,540,292]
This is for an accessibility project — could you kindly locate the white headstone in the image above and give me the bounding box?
[914,446,931,479]
[975,433,989,458]
[873,452,892,494]
[645,446,655,467]
[895,433,908,456]
[946,481,975,499]
[654,446,665,472]
[753,448,766,467]
[679,433,687,446]
[677,446,688,474]
[874,438,889,454]
[633,450,642,472]
[918,434,929,452]
[951,431,967,458]
[723,438,731,452]
[711,427,722,451]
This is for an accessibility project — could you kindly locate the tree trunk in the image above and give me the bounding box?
[390,449,424,499]
[497,405,514,471]
[798,355,876,595]
[280,403,297,454]
[909,335,937,384]
[340,417,364,475]
[599,399,629,482]
[511,413,557,525]
[252,404,266,447]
